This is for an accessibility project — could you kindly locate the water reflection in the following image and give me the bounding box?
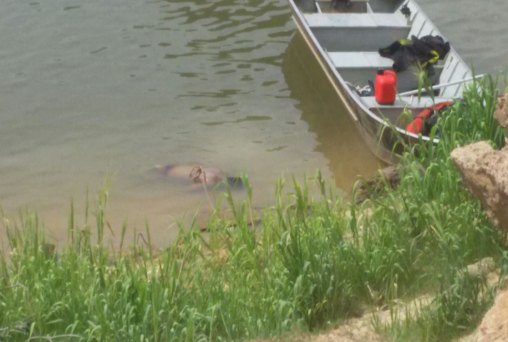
[157,0,292,65]
[0,0,385,248]
[282,33,384,191]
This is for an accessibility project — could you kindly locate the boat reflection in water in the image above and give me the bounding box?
[281,32,384,192]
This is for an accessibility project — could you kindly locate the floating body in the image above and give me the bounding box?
[157,164,243,188]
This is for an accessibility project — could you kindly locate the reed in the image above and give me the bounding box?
[0,78,505,341]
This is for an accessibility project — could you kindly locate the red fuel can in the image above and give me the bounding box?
[374,69,397,105]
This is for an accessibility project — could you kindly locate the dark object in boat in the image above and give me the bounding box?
[348,80,374,96]
[331,0,351,9]
[378,35,450,72]
[400,3,411,18]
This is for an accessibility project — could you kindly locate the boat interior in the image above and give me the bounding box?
[293,0,473,121]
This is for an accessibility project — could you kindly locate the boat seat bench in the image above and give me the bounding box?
[328,51,444,69]
[315,0,368,13]
[304,13,408,28]
[328,51,444,92]
[360,96,455,109]
[305,13,411,51]
[328,51,392,68]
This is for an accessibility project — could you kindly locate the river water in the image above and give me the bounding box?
[0,0,506,247]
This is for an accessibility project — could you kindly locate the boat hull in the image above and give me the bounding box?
[289,7,402,162]
[287,0,473,163]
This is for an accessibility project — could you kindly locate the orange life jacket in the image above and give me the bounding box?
[406,101,454,134]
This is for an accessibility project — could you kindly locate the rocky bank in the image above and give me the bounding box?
[450,93,508,342]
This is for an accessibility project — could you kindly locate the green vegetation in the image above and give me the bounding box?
[0,78,507,341]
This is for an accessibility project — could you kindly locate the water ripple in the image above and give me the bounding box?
[149,0,294,115]
[157,0,292,61]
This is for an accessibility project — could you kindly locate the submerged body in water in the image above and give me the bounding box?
[156,164,244,189]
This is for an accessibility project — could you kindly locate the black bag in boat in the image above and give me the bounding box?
[378,35,450,72]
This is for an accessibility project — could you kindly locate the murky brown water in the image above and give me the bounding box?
[0,0,506,247]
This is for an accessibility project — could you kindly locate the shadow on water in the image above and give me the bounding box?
[281,32,385,191]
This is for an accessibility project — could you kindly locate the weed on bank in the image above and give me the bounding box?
[0,78,507,341]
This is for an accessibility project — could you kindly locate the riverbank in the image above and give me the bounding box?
[1,78,506,341]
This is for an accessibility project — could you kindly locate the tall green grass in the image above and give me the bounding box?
[376,75,506,341]
[0,77,506,341]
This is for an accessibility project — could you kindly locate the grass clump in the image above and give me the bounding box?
[387,270,494,342]
[375,76,506,341]
[0,77,506,341]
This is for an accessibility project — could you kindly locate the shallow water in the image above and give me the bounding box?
[0,0,506,247]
